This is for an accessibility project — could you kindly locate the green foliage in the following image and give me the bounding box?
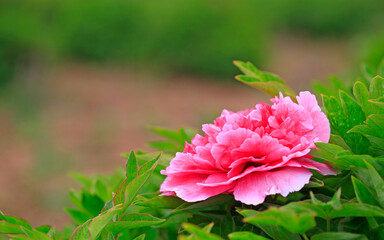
[234,60,297,100]
[2,61,384,239]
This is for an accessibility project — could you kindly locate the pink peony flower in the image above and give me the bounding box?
[160,91,336,205]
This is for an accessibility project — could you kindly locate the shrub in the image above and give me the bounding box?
[1,61,384,239]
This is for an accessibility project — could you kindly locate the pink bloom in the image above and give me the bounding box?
[160,92,336,205]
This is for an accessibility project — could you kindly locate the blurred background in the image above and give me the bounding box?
[1,0,384,229]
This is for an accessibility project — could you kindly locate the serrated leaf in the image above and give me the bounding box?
[311,232,368,240]
[228,231,270,240]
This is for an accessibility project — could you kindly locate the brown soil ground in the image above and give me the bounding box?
[0,36,351,229]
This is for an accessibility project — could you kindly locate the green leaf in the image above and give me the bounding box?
[138,153,161,175]
[133,234,146,240]
[105,213,165,235]
[147,126,186,145]
[81,189,105,217]
[34,225,52,234]
[125,151,138,183]
[228,231,270,240]
[329,134,352,151]
[0,221,24,234]
[70,205,122,240]
[69,172,92,189]
[173,195,235,212]
[3,216,32,230]
[236,75,296,100]
[136,195,185,209]
[311,232,368,240]
[369,76,384,99]
[122,156,160,210]
[361,63,376,84]
[353,81,372,115]
[113,179,128,206]
[329,203,384,218]
[254,224,301,240]
[339,90,366,127]
[69,190,82,208]
[70,219,91,240]
[351,176,380,206]
[154,212,192,228]
[349,114,384,152]
[243,208,316,233]
[65,208,91,225]
[92,179,109,202]
[233,60,296,100]
[355,160,384,208]
[88,205,123,240]
[147,141,180,153]
[329,188,342,210]
[182,223,223,240]
[136,152,173,168]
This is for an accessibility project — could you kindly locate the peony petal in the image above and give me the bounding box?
[160,173,235,202]
[233,167,312,205]
[287,158,338,175]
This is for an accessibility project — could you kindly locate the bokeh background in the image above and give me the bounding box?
[1,0,384,229]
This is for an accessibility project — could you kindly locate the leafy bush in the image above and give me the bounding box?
[1,60,384,239]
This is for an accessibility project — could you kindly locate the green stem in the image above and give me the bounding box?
[326,218,331,232]
[301,233,309,240]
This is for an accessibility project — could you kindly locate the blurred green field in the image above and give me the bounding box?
[1,0,384,85]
